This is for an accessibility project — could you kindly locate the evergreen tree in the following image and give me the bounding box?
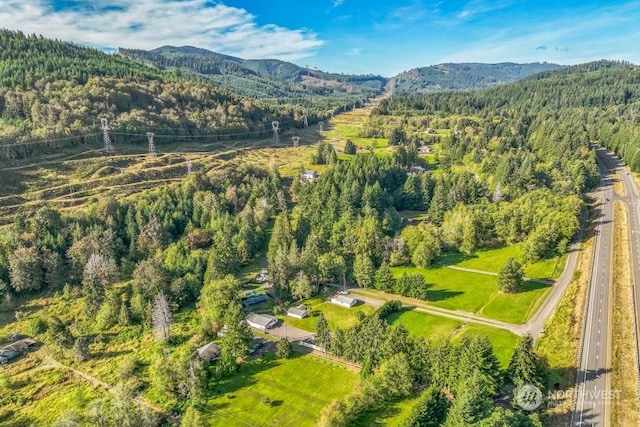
[344,139,357,155]
[315,312,331,349]
[399,385,449,427]
[498,257,524,293]
[508,334,544,387]
[445,369,493,426]
[374,261,396,291]
[353,253,375,288]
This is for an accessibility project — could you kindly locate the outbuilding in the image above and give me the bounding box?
[197,342,221,362]
[0,338,37,364]
[301,170,318,181]
[287,305,309,319]
[245,313,278,331]
[330,294,359,308]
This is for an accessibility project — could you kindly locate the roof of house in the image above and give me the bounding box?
[0,338,37,354]
[331,294,358,305]
[245,313,278,328]
[243,294,268,306]
[197,342,221,360]
[287,305,308,317]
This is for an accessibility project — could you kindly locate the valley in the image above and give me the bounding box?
[1,28,640,427]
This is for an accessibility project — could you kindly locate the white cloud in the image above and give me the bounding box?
[346,48,361,55]
[0,0,324,61]
[332,0,345,7]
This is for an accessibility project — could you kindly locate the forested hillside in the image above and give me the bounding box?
[389,62,562,94]
[120,46,386,101]
[0,31,329,158]
[378,60,640,170]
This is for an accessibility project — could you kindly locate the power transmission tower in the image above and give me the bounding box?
[330,110,334,119]
[319,121,324,135]
[146,132,157,157]
[303,113,308,128]
[291,136,300,148]
[186,158,192,175]
[272,121,280,145]
[100,118,114,153]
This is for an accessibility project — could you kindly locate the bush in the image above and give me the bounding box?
[355,311,366,321]
[375,300,403,318]
[28,316,48,335]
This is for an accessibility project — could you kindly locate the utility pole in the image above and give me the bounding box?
[147,132,157,157]
[100,118,114,153]
[303,113,308,128]
[272,121,280,145]
[186,158,192,175]
[291,136,300,148]
[318,121,324,135]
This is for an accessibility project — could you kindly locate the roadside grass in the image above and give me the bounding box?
[279,298,374,332]
[478,281,552,324]
[611,202,639,426]
[613,173,626,197]
[386,308,462,341]
[205,352,358,427]
[451,324,519,368]
[0,367,105,426]
[536,202,596,426]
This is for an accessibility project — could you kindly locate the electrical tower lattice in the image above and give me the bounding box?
[272,121,280,145]
[147,132,157,157]
[319,121,324,135]
[291,136,300,148]
[186,158,192,175]
[101,118,114,153]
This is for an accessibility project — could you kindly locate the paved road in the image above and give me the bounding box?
[571,150,615,427]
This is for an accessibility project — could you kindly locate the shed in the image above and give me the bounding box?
[301,170,318,181]
[409,165,426,174]
[417,145,431,154]
[330,294,359,308]
[197,342,221,362]
[0,338,37,364]
[287,305,309,319]
[245,313,278,331]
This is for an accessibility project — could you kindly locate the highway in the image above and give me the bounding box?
[571,150,614,427]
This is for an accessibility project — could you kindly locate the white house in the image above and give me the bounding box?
[409,165,426,174]
[287,305,309,319]
[301,170,318,181]
[417,145,431,155]
[330,294,359,308]
[245,313,278,331]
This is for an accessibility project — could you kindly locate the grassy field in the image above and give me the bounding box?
[435,245,565,280]
[279,297,375,332]
[0,365,105,426]
[386,309,462,341]
[205,352,358,427]
[478,280,553,324]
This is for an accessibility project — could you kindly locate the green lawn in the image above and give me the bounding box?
[434,245,565,280]
[390,265,550,324]
[478,281,552,324]
[386,309,461,341]
[391,266,497,312]
[452,324,520,368]
[279,297,374,332]
[205,353,358,426]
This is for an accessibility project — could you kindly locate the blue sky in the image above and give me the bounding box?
[2,0,639,76]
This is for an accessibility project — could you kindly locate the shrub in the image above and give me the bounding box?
[28,316,48,335]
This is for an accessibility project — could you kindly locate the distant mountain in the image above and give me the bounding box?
[388,62,563,94]
[119,46,387,100]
